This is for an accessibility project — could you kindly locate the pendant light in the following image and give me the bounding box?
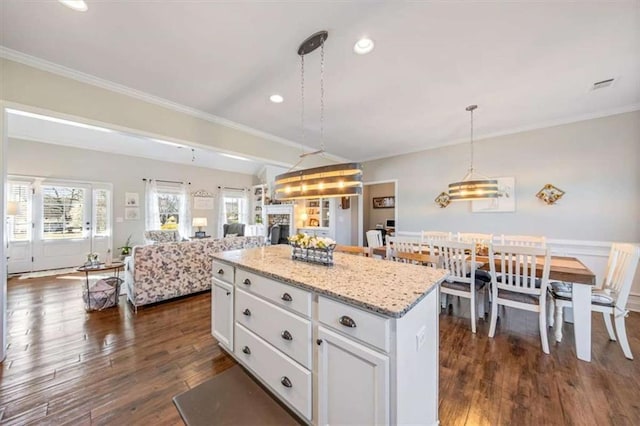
[448,105,498,201]
[274,31,363,201]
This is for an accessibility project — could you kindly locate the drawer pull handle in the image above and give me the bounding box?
[243,308,251,316]
[280,376,292,388]
[316,339,323,345]
[226,291,231,296]
[217,268,224,275]
[281,293,293,302]
[281,330,293,341]
[243,278,251,286]
[339,315,357,328]
[242,346,251,355]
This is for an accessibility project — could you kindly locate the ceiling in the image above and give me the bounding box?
[7,109,272,175]
[1,1,639,161]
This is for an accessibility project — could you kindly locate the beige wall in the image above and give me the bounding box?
[8,138,255,249]
[362,111,640,242]
[0,58,335,170]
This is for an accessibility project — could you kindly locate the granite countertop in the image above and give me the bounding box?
[212,245,448,318]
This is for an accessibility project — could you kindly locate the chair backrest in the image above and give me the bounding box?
[500,234,546,248]
[489,244,550,296]
[335,245,371,257]
[457,232,493,245]
[602,243,640,308]
[386,236,422,261]
[366,230,383,248]
[420,231,452,254]
[433,240,476,284]
[223,223,245,237]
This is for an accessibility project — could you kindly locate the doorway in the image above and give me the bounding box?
[7,177,112,273]
[357,180,398,246]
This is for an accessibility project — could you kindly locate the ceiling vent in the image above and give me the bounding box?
[591,78,615,91]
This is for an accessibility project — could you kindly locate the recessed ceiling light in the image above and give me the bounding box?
[270,94,284,103]
[58,0,88,12]
[354,37,375,55]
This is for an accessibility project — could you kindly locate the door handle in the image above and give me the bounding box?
[243,278,251,286]
[242,346,251,355]
[280,376,292,388]
[339,315,357,328]
[281,292,292,302]
[217,268,224,275]
[243,308,251,316]
[281,330,293,341]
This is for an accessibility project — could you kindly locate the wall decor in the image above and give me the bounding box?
[192,189,214,210]
[340,196,350,209]
[125,192,139,206]
[536,183,565,205]
[434,192,451,208]
[372,196,395,209]
[125,207,140,221]
[471,177,516,213]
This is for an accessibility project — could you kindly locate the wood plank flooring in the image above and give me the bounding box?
[2,274,640,425]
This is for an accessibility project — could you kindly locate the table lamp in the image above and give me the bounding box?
[192,217,207,237]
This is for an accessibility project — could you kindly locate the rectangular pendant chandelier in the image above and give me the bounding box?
[274,162,363,200]
[448,178,499,201]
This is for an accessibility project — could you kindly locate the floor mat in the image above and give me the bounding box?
[173,365,302,426]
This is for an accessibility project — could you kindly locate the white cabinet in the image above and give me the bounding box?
[299,198,335,239]
[251,184,269,226]
[317,326,389,425]
[212,278,234,350]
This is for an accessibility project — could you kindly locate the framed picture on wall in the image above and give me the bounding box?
[125,192,139,206]
[125,207,140,221]
[372,196,395,209]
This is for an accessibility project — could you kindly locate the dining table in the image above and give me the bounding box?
[477,255,596,362]
[373,245,597,362]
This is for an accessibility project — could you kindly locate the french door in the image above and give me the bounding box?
[7,178,112,273]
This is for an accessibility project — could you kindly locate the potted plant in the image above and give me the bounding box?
[119,234,133,258]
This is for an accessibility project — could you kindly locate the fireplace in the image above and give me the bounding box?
[264,204,295,245]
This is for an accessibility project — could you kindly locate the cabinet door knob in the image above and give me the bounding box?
[281,330,293,341]
[316,339,323,345]
[339,315,357,328]
[281,292,293,302]
[243,278,251,286]
[280,376,292,388]
[243,308,251,316]
[217,268,224,275]
[226,291,231,296]
[242,346,251,355]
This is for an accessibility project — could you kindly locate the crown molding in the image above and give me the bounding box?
[358,103,640,163]
[0,46,348,164]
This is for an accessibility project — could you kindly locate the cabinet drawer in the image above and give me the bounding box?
[236,269,311,317]
[236,289,312,369]
[235,324,312,420]
[318,296,390,353]
[212,261,234,284]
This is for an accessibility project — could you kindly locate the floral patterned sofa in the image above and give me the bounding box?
[124,236,265,309]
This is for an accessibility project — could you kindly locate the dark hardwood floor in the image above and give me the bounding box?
[1,273,639,425]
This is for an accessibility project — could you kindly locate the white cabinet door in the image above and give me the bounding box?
[212,278,234,350]
[317,326,389,426]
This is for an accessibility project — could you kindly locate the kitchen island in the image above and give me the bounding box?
[211,245,447,425]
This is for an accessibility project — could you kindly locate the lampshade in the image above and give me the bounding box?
[6,201,19,216]
[192,217,207,227]
[274,163,363,201]
[448,105,499,201]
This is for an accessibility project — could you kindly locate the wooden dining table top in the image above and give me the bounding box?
[476,255,596,285]
[372,246,596,285]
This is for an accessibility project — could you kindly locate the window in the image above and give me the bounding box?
[223,196,248,224]
[42,185,85,239]
[93,189,110,236]
[158,190,182,230]
[8,182,32,242]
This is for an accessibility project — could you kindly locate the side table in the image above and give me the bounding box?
[77,262,125,311]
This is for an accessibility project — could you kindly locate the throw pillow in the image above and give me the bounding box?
[226,233,238,238]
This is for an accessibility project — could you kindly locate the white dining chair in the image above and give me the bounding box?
[548,243,640,359]
[488,244,552,354]
[435,240,486,333]
[500,234,546,248]
[420,231,452,254]
[365,230,383,249]
[386,236,422,261]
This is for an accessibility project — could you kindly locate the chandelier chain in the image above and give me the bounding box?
[300,53,305,152]
[320,38,325,152]
[469,107,474,174]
